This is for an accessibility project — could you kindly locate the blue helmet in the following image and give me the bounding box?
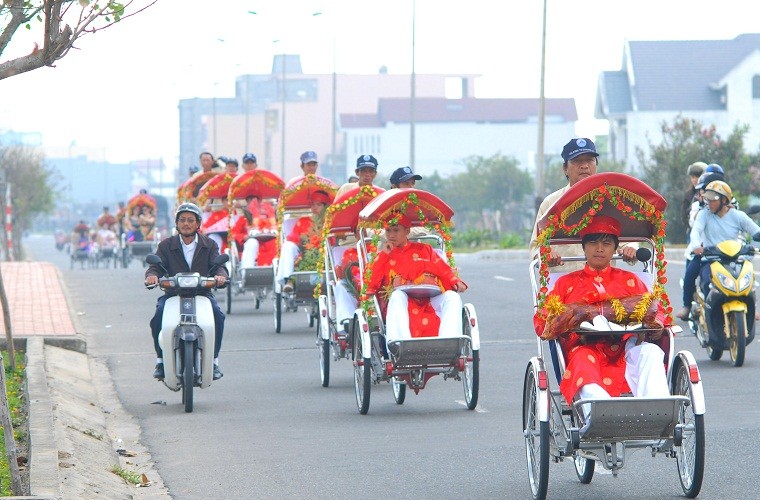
[705,163,724,176]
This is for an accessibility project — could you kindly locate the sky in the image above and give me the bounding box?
[1,0,759,169]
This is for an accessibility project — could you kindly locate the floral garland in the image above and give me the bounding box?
[313,185,384,298]
[229,171,284,200]
[177,171,216,203]
[357,192,456,316]
[534,184,673,326]
[196,174,234,208]
[126,193,157,212]
[275,174,337,256]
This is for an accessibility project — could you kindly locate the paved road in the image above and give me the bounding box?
[32,235,760,499]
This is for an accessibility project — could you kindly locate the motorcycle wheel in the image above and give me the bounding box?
[182,342,194,413]
[728,311,747,367]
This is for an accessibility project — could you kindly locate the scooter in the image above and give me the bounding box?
[687,240,757,367]
[145,253,228,412]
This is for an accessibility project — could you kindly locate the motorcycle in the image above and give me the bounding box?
[145,253,228,412]
[687,239,757,367]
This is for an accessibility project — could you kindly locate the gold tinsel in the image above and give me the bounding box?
[609,298,626,323]
[544,294,566,316]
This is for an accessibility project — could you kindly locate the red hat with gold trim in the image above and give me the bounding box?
[578,215,621,238]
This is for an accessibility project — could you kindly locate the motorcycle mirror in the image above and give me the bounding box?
[214,254,229,265]
[145,254,169,276]
[747,205,760,216]
[145,254,162,265]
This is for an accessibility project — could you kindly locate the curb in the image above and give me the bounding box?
[26,337,60,499]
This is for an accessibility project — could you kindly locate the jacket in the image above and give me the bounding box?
[145,233,229,296]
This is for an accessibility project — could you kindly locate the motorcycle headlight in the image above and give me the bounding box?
[717,272,738,292]
[177,275,200,288]
[738,272,753,292]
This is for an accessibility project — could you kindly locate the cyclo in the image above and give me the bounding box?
[317,185,385,387]
[524,173,705,499]
[224,170,284,314]
[350,188,480,415]
[272,174,338,333]
[195,172,235,290]
[120,192,160,268]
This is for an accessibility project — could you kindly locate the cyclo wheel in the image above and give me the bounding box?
[673,362,705,498]
[274,292,282,333]
[727,310,746,367]
[182,341,194,413]
[462,310,479,410]
[353,325,371,415]
[522,364,549,500]
[392,378,406,405]
[319,319,330,388]
[573,454,595,484]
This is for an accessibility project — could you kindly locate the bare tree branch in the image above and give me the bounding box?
[0,0,157,80]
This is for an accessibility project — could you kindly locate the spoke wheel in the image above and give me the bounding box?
[522,365,548,500]
[727,311,746,367]
[462,312,480,409]
[673,362,705,498]
[274,293,282,333]
[319,321,330,387]
[353,329,371,415]
[182,342,194,413]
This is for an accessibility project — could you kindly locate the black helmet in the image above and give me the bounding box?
[695,172,723,191]
[175,202,202,223]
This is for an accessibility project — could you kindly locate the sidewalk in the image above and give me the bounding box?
[0,261,166,499]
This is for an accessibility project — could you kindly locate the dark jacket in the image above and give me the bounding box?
[145,233,228,296]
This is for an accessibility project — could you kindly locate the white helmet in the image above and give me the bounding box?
[175,202,202,223]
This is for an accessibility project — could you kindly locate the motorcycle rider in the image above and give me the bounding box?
[145,203,228,380]
[677,180,760,320]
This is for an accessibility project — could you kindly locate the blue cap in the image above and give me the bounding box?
[561,138,599,162]
[300,151,318,163]
[242,153,257,163]
[390,166,421,185]
[356,154,378,170]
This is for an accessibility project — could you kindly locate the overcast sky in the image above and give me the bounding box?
[0,0,758,168]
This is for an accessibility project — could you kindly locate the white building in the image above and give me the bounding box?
[341,97,578,179]
[596,34,760,169]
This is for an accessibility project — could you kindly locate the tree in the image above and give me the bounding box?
[0,0,156,80]
[0,145,58,258]
[637,116,752,244]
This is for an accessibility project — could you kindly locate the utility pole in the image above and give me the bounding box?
[536,0,548,204]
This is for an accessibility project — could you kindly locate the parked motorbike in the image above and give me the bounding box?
[687,239,756,367]
[145,253,228,412]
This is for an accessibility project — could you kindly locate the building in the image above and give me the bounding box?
[596,33,760,168]
[341,97,577,178]
[179,55,480,183]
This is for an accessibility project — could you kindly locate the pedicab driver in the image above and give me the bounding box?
[533,215,669,407]
[365,212,468,342]
[145,203,228,381]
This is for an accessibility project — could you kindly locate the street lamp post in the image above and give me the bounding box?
[536,0,548,203]
[410,0,416,169]
[280,50,287,179]
[313,12,338,176]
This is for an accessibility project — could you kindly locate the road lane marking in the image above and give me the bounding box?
[494,275,514,281]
